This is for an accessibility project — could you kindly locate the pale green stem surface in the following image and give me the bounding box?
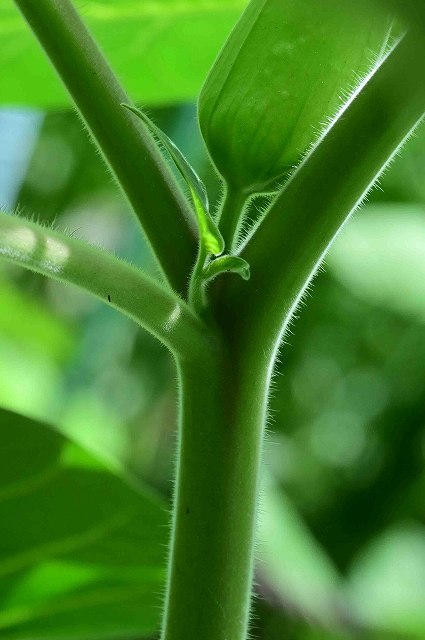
[0,213,208,360]
[162,351,268,640]
[217,186,249,251]
[13,0,197,296]
[188,243,208,313]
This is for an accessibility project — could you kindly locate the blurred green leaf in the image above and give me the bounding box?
[1,0,246,108]
[0,274,74,362]
[328,204,425,323]
[347,524,425,637]
[0,407,167,639]
[258,478,343,629]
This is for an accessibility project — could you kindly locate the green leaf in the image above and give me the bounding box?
[222,35,425,366]
[202,255,250,282]
[258,479,342,628]
[328,203,425,323]
[0,274,73,364]
[123,104,224,255]
[122,103,209,212]
[199,0,391,192]
[0,407,168,639]
[347,524,425,637]
[1,0,247,108]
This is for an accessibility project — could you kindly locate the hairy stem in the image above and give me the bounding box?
[13,0,196,296]
[188,243,207,313]
[0,213,208,359]
[181,37,425,639]
[221,35,425,357]
[162,347,267,640]
[217,186,249,251]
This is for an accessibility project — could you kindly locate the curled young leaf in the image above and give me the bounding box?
[122,103,224,255]
[199,0,391,194]
[203,255,251,282]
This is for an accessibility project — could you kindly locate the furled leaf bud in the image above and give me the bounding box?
[199,0,390,193]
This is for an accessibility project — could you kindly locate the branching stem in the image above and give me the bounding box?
[7,5,425,640]
[0,213,209,360]
[13,0,197,296]
[220,35,425,359]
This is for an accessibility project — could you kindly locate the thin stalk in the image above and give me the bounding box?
[0,213,208,360]
[217,186,249,251]
[162,347,268,640]
[188,243,207,313]
[13,0,196,296]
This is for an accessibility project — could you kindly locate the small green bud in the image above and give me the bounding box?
[199,0,390,193]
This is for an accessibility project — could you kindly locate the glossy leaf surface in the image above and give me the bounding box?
[0,408,167,639]
[199,0,390,192]
[1,0,246,107]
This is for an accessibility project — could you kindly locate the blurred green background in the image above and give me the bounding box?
[1,1,425,639]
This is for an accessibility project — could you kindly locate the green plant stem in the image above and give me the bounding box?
[0,213,208,360]
[162,348,267,640]
[181,38,425,638]
[13,0,196,296]
[217,186,249,250]
[222,35,425,357]
[188,243,207,313]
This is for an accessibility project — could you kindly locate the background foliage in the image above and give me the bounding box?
[1,1,425,638]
